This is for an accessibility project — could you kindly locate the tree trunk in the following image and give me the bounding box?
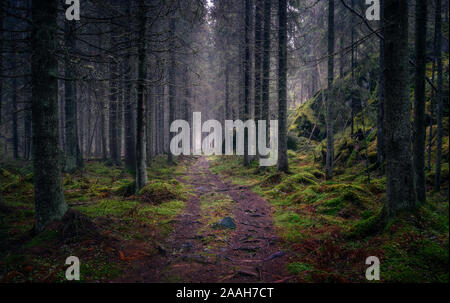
[64,21,82,172]
[243,0,251,166]
[101,100,107,161]
[350,0,355,135]
[135,0,148,192]
[377,0,385,166]
[225,64,230,120]
[31,0,68,232]
[427,53,436,172]
[262,0,271,141]
[117,81,123,162]
[109,21,120,165]
[124,13,136,172]
[325,0,334,179]
[413,0,427,203]
[277,0,288,172]
[434,0,443,192]
[12,76,19,159]
[254,0,263,157]
[78,95,84,157]
[383,0,417,220]
[146,86,152,164]
[168,16,176,164]
[0,2,3,204]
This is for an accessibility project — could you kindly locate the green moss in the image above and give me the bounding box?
[76,200,139,218]
[274,180,299,194]
[114,180,136,197]
[417,204,449,233]
[138,200,185,236]
[366,178,386,194]
[300,186,323,204]
[200,192,234,226]
[25,230,59,248]
[196,193,235,249]
[138,181,185,203]
[426,163,449,185]
[319,197,347,215]
[261,172,284,186]
[306,168,325,179]
[346,150,357,167]
[383,238,449,282]
[274,211,315,241]
[287,262,315,274]
[348,209,384,238]
[287,172,318,185]
[79,258,122,281]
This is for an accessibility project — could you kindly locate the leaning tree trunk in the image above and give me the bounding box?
[64,21,82,172]
[434,0,443,192]
[31,0,68,232]
[325,0,334,179]
[383,0,417,221]
[277,0,288,172]
[413,0,427,203]
[135,0,148,192]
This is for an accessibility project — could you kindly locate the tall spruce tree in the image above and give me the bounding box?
[31,0,68,232]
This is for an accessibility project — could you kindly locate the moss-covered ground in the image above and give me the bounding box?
[208,147,449,282]
[0,155,193,282]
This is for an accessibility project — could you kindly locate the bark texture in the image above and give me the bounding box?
[383,0,417,220]
[135,0,148,192]
[325,0,334,179]
[64,21,82,172]
[413,0,427,203]
[31,0,68,232]
[434,0,443,192]
[277,0,288,172]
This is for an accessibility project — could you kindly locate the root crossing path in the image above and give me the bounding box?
[120,156,291,282]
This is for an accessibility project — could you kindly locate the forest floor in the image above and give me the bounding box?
[118,156,290,282]
[0,151,448,283]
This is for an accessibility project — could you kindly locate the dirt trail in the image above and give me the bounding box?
[119,156,290,282]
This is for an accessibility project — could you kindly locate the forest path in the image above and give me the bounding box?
[119,156,291,282]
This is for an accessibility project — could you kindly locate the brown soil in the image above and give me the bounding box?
[118,156,291,282]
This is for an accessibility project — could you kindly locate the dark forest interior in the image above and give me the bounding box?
[0,0,449,283]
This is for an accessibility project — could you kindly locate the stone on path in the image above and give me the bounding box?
[216,216,236,229]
